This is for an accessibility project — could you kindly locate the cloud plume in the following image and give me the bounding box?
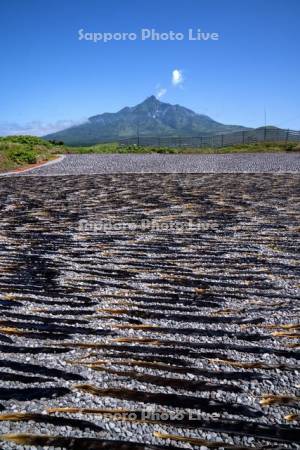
[155,87,167,99]
[172,69,184,86]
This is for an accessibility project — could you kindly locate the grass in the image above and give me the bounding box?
[66,141,300,155]
[0,136,62,172]
[0,135,299,172]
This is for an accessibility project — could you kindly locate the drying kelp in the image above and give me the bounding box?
[0,327,72,340]
[47,407,131,414]
[98,307,263,325]
[286,343,300,348]
[112,324,270,341]
[264,323,300,330]
[260,394,300,407]
[0,387,70,401]
[0,334,13,344]
[0,344,71,354]
[208,357,299,371]
[272,331,300,339]
[0,299,23,308]
[74,384,262,417]
[102,359,270,381]
[112,337,161,345]
[113,324,160,330]
[104,293,221,308]
[0,318,111,336]
[0,360,84,380]
[0,326,25,336]
[45,408,300,444]
[86,366,243,393]
[153,432,252,449]
[0,412,103,431]
[284,414,300,422]
[116,338,300,360]
[0,433,181,449]
[3,311,90,325]
[0,174,299,449]
[0,371,53,383]
[73,342,226,360]
[87,353,190,367]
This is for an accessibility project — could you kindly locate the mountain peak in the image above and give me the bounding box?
[44,98,248,146]
[148,95,157,100]
[141,95,161,105]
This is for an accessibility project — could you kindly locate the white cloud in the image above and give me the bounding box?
[0,119,86,137]
[172,69,184,86]
[156,87,167,99]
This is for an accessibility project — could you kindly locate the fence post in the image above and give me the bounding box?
[285,129,290,143]
[264,126,267,141]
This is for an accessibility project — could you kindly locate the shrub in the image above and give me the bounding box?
[8,147,37,164]
[285,143,295,151]
[0,135,53,149]
[48,139,64,146]
[285,143,300,152]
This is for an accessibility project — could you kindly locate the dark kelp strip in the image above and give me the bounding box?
[74,385,262,418]
[0,360,84,381]
[106,359,270,381]
[47,408,300,444]
[0,345,71,355]
[95,353,190,367]
[0,335,12,344]
[89,367,243,393]
[152,340,300,361]
[0,319,112,336]
[0,434,256,450]
[82,343,226,360]
[0,372,53,384]
[0,413,103,432]
[112,326,270,341]
[0,387,70,401]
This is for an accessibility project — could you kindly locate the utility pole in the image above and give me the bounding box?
[264,107,267,141]
[264,107,267,127]
[137,119,140,146]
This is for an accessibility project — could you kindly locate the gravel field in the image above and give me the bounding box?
[4,153,300,175]
[0,174,299,450]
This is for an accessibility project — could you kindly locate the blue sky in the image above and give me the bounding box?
[0,0,300,135]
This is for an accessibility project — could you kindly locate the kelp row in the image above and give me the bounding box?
[0,174,299,449]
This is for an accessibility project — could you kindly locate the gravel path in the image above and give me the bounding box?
[5,153,300,175]
[0,174,299,450]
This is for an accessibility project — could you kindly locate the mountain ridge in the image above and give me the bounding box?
[44,96,250,146]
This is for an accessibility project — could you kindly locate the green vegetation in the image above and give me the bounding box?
[8,147,37,164]
[0,135,53,147]
[66,142,119,154]
[176,141,300,154]
[0,135,299,173]
[0,135,62,172]
[67,141,300,155]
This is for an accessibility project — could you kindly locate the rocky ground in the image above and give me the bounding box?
[0,174,299,450]
[4,153,300,175]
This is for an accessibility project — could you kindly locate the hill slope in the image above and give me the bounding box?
[44,96,249,146]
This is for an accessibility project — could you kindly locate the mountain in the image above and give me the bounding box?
[44,96,249,146]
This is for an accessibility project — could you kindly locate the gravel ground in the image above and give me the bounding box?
[0,174,299,450]
[3,153,300,175]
